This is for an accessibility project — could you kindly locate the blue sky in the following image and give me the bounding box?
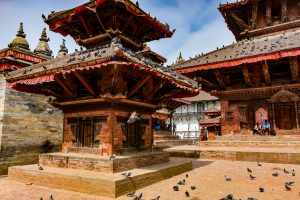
[0,0,236,65]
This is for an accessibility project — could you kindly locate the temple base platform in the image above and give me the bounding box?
[8,157,192,198]
[38,151,170,173]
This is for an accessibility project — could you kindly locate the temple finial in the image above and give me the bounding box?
[9,22,29,50]
[34,28,52,57]
[16,22,26,38]
[176,52,184,64]
[57,39,69,58]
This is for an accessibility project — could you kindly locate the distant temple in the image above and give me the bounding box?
[0,23,63,174]
[172,0,300,135]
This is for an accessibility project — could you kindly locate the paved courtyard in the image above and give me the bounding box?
[0,159,299,200]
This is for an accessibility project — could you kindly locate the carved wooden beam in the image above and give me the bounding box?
[229,12,250,30]
[266,0,272,26]
[214,70,226,89]
[41,88,63,98]
[127,75,152,97]
[122,15,134,32]
[252,1,258,29]
[196,76,218,88]
[157,89,181,100]
[79,16,93,37]
[242,65,252,86]
[146,81,167,100]
[54,76,75,98]
[289,56,299,82]
[73,71,97,97]
[281,0,288,22]
[262,61,271,85]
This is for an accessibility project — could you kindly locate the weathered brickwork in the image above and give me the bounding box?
[39,152,170,173]
[0,75,63,174]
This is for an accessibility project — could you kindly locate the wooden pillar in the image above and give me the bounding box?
[242,65,252,86]
[289,57,299,82]
[295,101,299,129]
[281,0,288,22]
[262,61,271,85]
[266,0,272,26]
[109,110,115,155]
[272,103,276,129]
[214,70,226,89]
[252,1,258,29]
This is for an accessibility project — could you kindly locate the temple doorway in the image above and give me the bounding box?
[276,105,293,130]
[255,108,269,126]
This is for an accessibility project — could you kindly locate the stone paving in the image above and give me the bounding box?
[1,159,300,200]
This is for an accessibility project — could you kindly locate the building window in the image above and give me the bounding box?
[197,103,205,112]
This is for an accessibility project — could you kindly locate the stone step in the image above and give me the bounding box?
[153,134,180,141]
[8,158,193,198]
[214,135,300,141]
[198,141,300,148]
[154,140,188,148]
[153,130,173,135]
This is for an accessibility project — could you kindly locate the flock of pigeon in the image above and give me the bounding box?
[122,161,297,200]
[221,162,296,200]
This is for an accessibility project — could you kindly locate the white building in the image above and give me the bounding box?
[172,90,221,140]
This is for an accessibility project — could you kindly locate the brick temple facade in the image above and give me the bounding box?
[173,0,300,135]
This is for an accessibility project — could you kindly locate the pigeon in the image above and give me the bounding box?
[151,196,160,200]
[225,176,232,181]
[40,197,43,200]
[185,190,190,197]
[186,174,189,178]
[133,193,142,200]
[285,184,291,191]
[248,198,258,200]
[178,179,185,185]
[173,185,179,191]
[49,194,54,200]
[247,168,252,173]
[259,187,265,192]
[220,194,233,200]
[292,169,296,176]
[135,1,139,7]
[43,66,47,70]
[86,52,91,58]
[42,14,47,21]
[127,190,135,197]
[109,154,116,160]
[284,168,289,174]
[257,162,262,167]
[285,181,295,186]
[38,164,43,171]
[191,185,196,190]
[122,172,131,177]
[250,174,256,180]
[272,172,279,177]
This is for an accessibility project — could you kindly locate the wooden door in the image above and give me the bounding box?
[277,105,293,130]
[127,123,137,147]
[82,122,92,147]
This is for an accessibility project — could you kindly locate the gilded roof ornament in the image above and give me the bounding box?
[176,52,185,64]
[34,28,53,57]
[9,22,30,50]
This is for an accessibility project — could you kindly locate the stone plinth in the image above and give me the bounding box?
[39,151,170,173]
[8,158,192,198]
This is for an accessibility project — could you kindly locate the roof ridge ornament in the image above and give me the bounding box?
[57,39,69,58]
[34,28,53,57]
[9,22,30,50]
[17,22,26,38]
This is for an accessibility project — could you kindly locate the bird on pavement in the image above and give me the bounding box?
[186,174,189,178]
[178,179,185,185]
[122,172,131,178]
[225,176,232,181]
[38,164,43,171]
[292,169,296,176]
[272,172,279,177]
[250,174,256,180]
[191,185,196,190]
[151,196,160,200]
[173,185,179,191]
[220,194,233,200]
[185,190,190,197]
[286,181,295,186]
[133,193,142,200]
[259,187,264,192]
[248,198,258,200]
[257,162,262,167]
[127,190,135,197]
[285,184,292,191]
[284,168,289,174]
[49,195,54,200]
[109,154,116,161]
[247,168,252,173]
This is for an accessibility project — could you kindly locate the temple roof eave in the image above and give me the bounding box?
[172,28,300,73]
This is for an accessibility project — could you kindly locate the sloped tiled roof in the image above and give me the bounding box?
[181,90,219,102]
[172,28,300,71]
[6,39,199,91]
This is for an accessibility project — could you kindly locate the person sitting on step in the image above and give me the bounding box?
[261,120,271,135]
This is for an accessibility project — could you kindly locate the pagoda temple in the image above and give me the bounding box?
[6,0,198,197]
[172,0,300,135]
